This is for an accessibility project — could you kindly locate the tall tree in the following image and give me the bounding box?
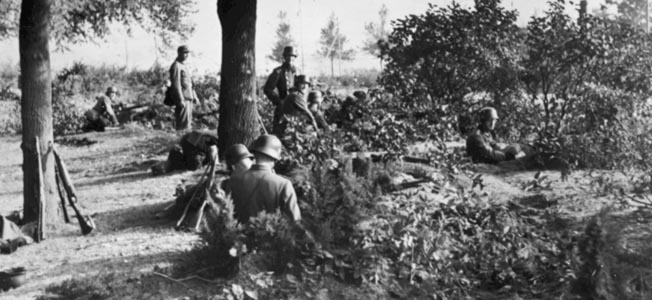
[217,0,259,155]
[19,0,55,228]
[268,11,295,64]
[363,4,389,69]
[318,13,355,79]
[605,0,651,30]
[2,0,194,231]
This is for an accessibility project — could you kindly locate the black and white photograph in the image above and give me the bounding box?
[0,0,651,299]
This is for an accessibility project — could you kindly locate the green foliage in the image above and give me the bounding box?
[36,276,113,300]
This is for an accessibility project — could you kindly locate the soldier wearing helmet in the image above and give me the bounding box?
[220,143,254,195]
[83,86,120,132]
[307,90,330,133]
[275,74,320,135]
[228,135,301,223]
[466,107,525,164]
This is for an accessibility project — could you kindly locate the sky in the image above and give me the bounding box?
[0,0,612,77]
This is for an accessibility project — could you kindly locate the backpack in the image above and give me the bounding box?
[163,87,175,106]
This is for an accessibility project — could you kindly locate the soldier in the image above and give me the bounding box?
[264,46,298,135]
[83,86,120,132]
[307,90,330,133]
[278,75,319,135]
[228,135,301,224]
[167,131,220,172]
[221,144,254,194]
[466,107,526,164]
[169,45,199,131]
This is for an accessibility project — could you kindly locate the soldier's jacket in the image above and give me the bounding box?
[466,127,507,164]
[86,95,118,125]
[263,63,296,106]
[229,164,301,224]
[169,60,195,104]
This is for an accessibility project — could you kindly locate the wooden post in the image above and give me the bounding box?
[35,136,45,242]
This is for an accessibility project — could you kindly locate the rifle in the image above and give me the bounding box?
[53,149,95,235]
[54,166,70,223]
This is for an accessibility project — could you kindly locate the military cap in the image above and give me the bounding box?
[283,46,297,57]
[225,144,254,166]
[249,135,283,161]
[177,45,190,54]
[294,75,311,87]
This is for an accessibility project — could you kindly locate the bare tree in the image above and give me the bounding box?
[217,0,260,155]
[318,13,355,79]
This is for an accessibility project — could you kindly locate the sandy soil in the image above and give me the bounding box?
[0,127,649,299]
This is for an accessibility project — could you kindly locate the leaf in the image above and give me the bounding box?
[245,290,258,300]
[231,284,244,300]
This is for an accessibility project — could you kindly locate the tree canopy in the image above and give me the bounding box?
[0,0,196,47]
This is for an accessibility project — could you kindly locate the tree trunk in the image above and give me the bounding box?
[19,0,58,231]
[217,0,259,155]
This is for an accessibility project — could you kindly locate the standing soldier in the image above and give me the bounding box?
[264,46,297,135]
[169,45,199,131]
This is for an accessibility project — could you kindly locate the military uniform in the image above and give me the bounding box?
[229,164,301,224]
[169,59,197,131]
[83,95,118,132]
[168,131,219,171]
[264,63,296,135]
[466,127,511,164]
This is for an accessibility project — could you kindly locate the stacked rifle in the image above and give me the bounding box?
[53,148,95,235]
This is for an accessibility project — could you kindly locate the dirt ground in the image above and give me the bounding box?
[0,126,650,299]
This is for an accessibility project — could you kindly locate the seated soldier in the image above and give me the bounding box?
[228,135,301,224]
[167,131,220,172]
[277,75,319,135]
[221,143,254,194]
[466,107,528,164]
[83,87,120,132]
[307,90,330,133]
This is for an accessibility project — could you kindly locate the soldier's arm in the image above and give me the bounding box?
[293,98,319,131]
[170,63,184,105]
[263,70,281,105]
[103,98,119,125]
[467,134,506,163]
[281,182,301,222]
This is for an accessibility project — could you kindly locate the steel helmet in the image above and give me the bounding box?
[225,144,254,166]
[105,86,118,96]
[478,107,499,122]
[249,135,283,160]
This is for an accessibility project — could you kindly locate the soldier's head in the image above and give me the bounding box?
[294,75,311,93]
[177,45,190,62]
[105,86,118,100]
[282,46,297,64]
[225,144,254,176]
[478,107,499,131]
[308,90,323,105]
[249,135,283,164]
